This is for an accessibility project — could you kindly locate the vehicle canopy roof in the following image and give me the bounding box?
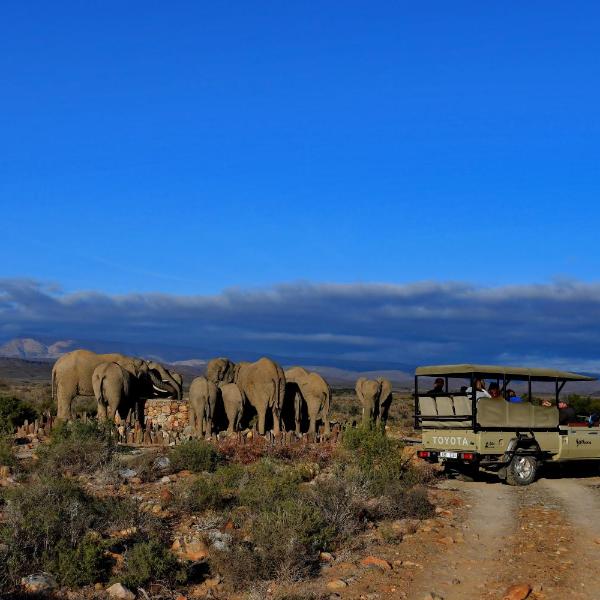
[415,364,596,382]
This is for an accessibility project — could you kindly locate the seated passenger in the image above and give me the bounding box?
[488,382,503,398]
[426,377,445,396]
[465,378,491,401]
[558,400,576,425]
[507,388,523,403]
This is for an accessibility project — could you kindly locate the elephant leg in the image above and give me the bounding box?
[56,382,75,420]
[322,412,331,434]
[272,405,281,435]
[294,395,301,434]
[205,414,212,436]
[257,409,266,435]
[97,402,108,421]
[307,404,319,434]
[108,402,118,422]
[225,407,235,433]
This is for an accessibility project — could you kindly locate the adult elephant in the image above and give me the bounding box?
[219,382,244,434]
[188,376,218,436]
[284,367,331,435]
[93,362,137,422]
[146,361,183,401]
[52,350,182,419]
[355,377,393,425]
[206,357,285,435]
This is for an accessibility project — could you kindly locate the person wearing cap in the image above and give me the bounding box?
[426,378,445,396]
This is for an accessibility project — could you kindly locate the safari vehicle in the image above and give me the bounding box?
[414,364,598,485]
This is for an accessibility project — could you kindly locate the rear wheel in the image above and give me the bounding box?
[506,454,537,486]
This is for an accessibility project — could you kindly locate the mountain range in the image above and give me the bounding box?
[0,337,414,387]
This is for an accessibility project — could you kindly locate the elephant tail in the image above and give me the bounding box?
[51,366,57,404]
[94,372,107,407]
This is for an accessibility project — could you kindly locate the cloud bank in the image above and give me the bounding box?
[1,278,600,370]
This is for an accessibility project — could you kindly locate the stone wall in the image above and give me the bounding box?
[144,399,190,431]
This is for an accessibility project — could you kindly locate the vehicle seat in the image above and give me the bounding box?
[532,405,559,428]
[477,398,507,427]
[452,395,473,427]
[506,402,532,428]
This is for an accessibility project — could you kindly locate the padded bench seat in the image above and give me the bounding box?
[419,395,559,429]
[477,398,558,428]
[419,395,473,428]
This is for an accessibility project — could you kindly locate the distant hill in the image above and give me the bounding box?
[0,337,76,359]
[0,357,53,382]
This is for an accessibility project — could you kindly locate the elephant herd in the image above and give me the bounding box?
[51,350,394,435]
[189,358,394,436]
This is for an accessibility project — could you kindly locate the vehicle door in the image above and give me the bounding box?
[563,425,600,458]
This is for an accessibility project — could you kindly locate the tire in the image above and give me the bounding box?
[506,454,537,486]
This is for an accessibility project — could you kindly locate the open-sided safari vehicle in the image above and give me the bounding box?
[414,364,598,485]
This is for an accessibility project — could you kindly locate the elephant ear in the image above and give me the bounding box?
[355,377,367,405]
[378,378,392,403]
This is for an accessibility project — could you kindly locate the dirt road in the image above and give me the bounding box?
[408,470,600,599]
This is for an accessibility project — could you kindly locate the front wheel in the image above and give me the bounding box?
[506,454,537,486]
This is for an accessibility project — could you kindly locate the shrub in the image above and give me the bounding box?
[0,475,155,587]
[174,474,226,513]
[0,436,15,468]
[0,477,105,583]
[0,396,37,434]
[212,499,329,588]
[238,459,302,510]
[306,470,367,543]
[48,535,107,586]
[169,439,222,473]
[119,538,187,589]
[341,423,415,495]
[376,484,434,520]
[37,420,116,475]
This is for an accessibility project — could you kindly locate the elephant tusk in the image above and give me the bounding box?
[153,384,169,393]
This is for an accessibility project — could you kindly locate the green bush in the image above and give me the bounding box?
[0,477,104,583]
[48,535,107,587]
[0,396,37,434]
[238,459,302,510]
[341,423,414,494]
[0,436,15,468]
[174,474,226,513]
[0,475,156,587]
[37,420,116,475]
[212,498,329,588]
[306,470,367,543]
[169,439,222,473]
[119,538,187,589]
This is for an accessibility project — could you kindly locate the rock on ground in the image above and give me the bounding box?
[21,572,58,593]
[107,582,136,600]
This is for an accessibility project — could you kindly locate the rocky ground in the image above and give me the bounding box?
[6,435,600,599]
[304,466,600,600]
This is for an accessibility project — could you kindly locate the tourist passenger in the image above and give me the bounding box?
[465,378,491,401]
[488,382,503,398]
[426,378,445,396]
[558,400,576,425]
[507,389,523,403]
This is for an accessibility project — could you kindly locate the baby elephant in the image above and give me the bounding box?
[92,361,134,422]
[219,382,244,433]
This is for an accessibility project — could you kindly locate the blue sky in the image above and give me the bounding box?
[2,1,599,295]
[2,3,600,367]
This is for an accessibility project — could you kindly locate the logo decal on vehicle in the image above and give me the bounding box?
[431,436,470,446]
[576,438,592,446]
